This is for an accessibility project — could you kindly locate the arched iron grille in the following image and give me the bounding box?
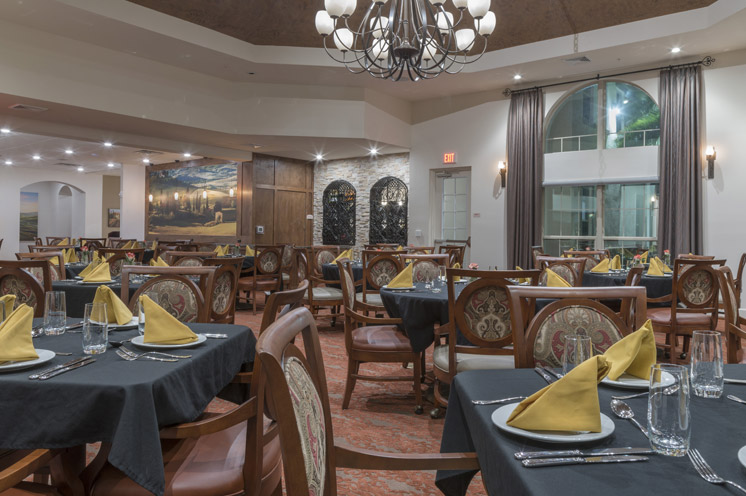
[369,176,408,244]
[322,180,356,245]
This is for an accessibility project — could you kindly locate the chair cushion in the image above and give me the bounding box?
[91,420,281,496]
[433,345,515,373]
[306,287,343,301]
[351,326,413,352]
[356,292,383,306]
[648,307,713,327]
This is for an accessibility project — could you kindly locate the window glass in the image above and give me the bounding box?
[441,176,468,240]
[545,84,598,154]
[605,82,660,149]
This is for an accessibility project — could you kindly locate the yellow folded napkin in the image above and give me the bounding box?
[611,255,621,270]
[245,246,255,257]
[57,238,69,246]
[387,263,414,288]
[590,258,610,273]
[151,241,157,250]
[546,268,571,287]
[507,355,610,432]
[602,320,656,380]
[50,255,59,266]
[396,245,403,251]
[646,258,664,276]
[83,262,111,283]
[640,251,649,263]
[0,305,39,364]
[149,256,169,267]
[655,256,672,273]
[141,295,199,344]
[93,285,133,325]
[0,294,16,317]
[333,249,352,263]
[515,266,531,284]
[78,260,101,279]
[64,248,79,264]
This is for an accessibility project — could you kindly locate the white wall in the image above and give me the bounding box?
[0,171,102,259]
[120,164,146,240]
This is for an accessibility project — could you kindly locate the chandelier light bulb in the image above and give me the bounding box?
[342,0,356,17]
[174,192,179,200]
[436,11,454,34]
[333,28,354,52]
[467,0,490,19]
[325,0,347,18]
[455,29,476,52]
[452,0,468,9]
[427,0,444,5]
[370,16,389,38]
[315,10,334,35]
[371,39,390,60]
[476,11,496,36]
[422,38,439,60]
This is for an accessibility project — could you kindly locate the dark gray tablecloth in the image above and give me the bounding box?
[583,271,672,300]
[0,321,255,496]
[64,263,87,279]
[242,256,254,270]
[321,262,363,289]
[437,365,746,496]
[52,280,141,318]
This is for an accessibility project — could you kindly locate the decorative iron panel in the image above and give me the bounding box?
[369,176,408,244]
[322,180,356,245]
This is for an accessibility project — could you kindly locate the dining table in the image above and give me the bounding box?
[0,319,256,496]
[52,279,142,318]
[321,262,364,289]
[436,365,746,496]
[583,270,672,303]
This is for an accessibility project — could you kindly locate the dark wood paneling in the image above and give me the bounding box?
[275,158,307,190]
[240,161,253,243]
[254,156,275,186]
[274,190,307,246]
[254,188,275,244]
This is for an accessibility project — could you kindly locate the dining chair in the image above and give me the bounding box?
[536,255,588,286]
[562,249,610,269]
[407,246,434,254]
[361,250,404,308]
[734,253,746,308]
[308,245,340,276]
[80,238,106,251]
[45,237,68,246]
[121,266,217,323]
[438,245,466,266]
[300,248,344,328]
[15,252,65,281]
[716,266,746,364]
[596,266,644,326]
[647,258,725,363]
[237,245,283,315]
[279,245,294,286]
[506,285,648,368]
[431,268,541,417]
[163,251,216,266]
[203,257,244,324]
[337,261,424,413]
[28,245,74,254]
[255,306,479,495]
[0,448,66,495]
[401,254,449,283]
[530,245,545,269]
[0,261,51,317]
[107,238,137,249]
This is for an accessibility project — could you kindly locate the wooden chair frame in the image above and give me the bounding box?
[506,285,647,368]
[28,245,75,253]
[0,261,52,317]
[255,307,479,496]
[162,251,217,266]
[15,251,65,281]
[238,246,283,315]
[717,267,746,364]
[536,255,588,286]
[0,448,68,494]
[45,237,69,246]
[562,249,610,269]
[735,253,746,309]
[361,250,404,305]
[203,257,244,324]
[438,245,466,266]
[308,246,340,276]
[530,245,545,269]
[301,248,344,327]
[406,246,434,254]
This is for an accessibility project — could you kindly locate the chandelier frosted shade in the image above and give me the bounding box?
[316,0,496,81]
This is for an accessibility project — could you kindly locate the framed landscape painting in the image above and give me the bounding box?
[19,192,39,241]
[147,162,238,236]
[108,208,121,228]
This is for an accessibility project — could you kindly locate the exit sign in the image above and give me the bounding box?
[443,152,456,164]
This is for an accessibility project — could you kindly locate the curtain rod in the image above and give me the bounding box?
[502,55,715,97]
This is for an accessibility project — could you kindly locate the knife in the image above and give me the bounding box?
[38,358,96,380]
[202,333,228,339]
[522,455,649,468]
[542,366,564,380]
[28,357,88,380]
[534,366,556,384]
[725,378,746,385]
[515,447,655,460]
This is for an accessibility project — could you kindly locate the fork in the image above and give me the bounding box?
[688,449,746,494]
[115,349,178,363]
[120,346,191,359]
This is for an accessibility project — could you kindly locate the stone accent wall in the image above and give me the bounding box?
[313,153,410,254]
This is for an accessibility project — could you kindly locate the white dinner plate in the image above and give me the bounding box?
[601,371,675,390]
[382,285,416,291]
[645,273,672,278]
[130,334,207,349]
[77,280,114,285]
[491,403,615,444]
[109,317,139,330]
[0,349,56,372]
[738,446,746,470]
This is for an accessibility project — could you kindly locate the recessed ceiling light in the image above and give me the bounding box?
[65,149,73,155]
[4,159,12,165]
[183,153,192,158]
[370,147,378,156]
[107,162,115,168]
[104,142,113,147]
[0,128,10,134]
[623,100,629,104]
[315,153,324,161]
[513,74,522,80]
[32,154,41,160]
[671,47,681,53]
[142,158,150,164]
[77,166,84,172]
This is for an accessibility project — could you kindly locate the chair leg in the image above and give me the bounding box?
[413,354,423,415]
[342,358,359,410]
[252,289,256,315]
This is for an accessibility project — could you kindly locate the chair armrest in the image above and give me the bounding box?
[160,398,256,439]
[345,307,402,325]
[230,371,253,384]
[648,294,672,304]
[353,299,386,313]
[334,445,479,471]
[0,449,57,492]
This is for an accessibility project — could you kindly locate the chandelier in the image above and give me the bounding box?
[315,0,496,81]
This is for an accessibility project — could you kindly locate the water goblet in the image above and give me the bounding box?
[648,364,690,456]
[690,330,723,398]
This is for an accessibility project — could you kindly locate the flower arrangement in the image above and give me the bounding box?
[664,250,670,255]
[125,252,136,264]
[468,263,479,270]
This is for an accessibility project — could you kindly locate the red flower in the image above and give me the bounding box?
[81,246,89,252]
[664,250,670,254]
[468,263,479,270]
[634,254,642,260]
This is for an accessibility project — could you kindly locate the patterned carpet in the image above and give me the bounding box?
[234,308,487,496]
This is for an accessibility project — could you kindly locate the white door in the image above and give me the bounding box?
[432,169,471,260]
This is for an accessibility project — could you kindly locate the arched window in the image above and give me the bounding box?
[545,81,659,153]
[369,176,407,244]
[322,180,356,245]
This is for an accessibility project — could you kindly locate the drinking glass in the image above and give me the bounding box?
[690,330,724,398]
[82,302,108,354]
[43,291,67,336]
[648,364,690,456]
[137,298,146,335]
[439,265,447,283]
[562,334,592,375]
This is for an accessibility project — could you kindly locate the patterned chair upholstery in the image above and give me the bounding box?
[361,251,403,308]
[412,261,440,283]
[174,257,204,267]
[0,263,51,317]
[536,256,587,287]
[141,280,200,323]
[237,246,282,315]
[203,257,242,324]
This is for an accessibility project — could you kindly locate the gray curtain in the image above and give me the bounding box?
[658,65,703,257]
[507,89,544,268]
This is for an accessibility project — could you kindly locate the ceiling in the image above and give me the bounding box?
[126,0,716,53]
[0,131,198,175]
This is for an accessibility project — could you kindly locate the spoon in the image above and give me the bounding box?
[612,384,679,401]
[610,399,648,438]
[472,396,526,406]
[109,337,134,348]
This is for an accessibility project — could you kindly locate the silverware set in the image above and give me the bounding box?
[116,346,191,363]
[610,399,649,438]
[28,357,96,380]
[688,449,746,494]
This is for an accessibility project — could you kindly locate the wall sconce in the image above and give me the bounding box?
[173,192,179,201]
[148,194,153,203]
[705,146,716,179]
[229,188,234,198]
[498,161,507,187]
